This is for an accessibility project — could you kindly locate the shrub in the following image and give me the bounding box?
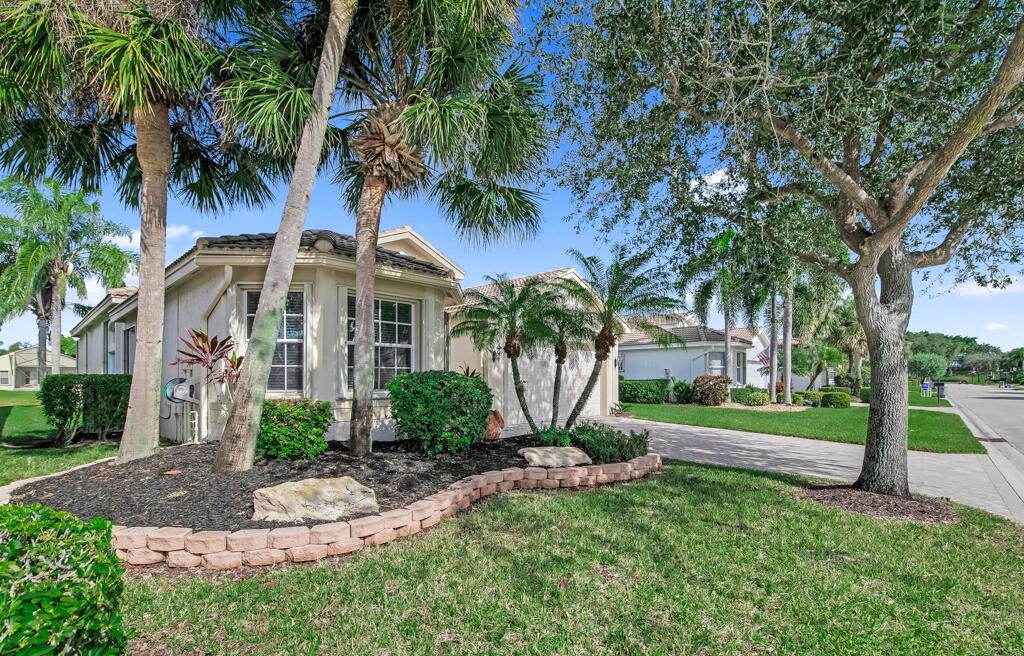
[0,504,128,654]
[81,375,132,440]
[792,392,805,406]
[803,391,824,407]
[256,399,333,462]
[672,379,695,403]
[744,391,771,406]
[909,352,949,382]
[819,386,850,394]
[859,387,872,402]
[538,427,572,447]
[731,386,768,405]
[570,423,649,464]
[386,370,492,454]
[693,375,731,406]
[618,378,670,403]
[820,391,852,408]
[39,374,83,444]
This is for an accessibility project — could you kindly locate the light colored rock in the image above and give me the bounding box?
[349,515,386,538]
[243,548,287,567]
[167,551,202,568]
[287,544,328,562]
[517,446,592,468]
[310,522,350,544]
[380,509,413,529]
[203,551,242,570]
[125,548,165,565]
[327,538,364,556]
[185,531,230,555]
[227,528,270,552]
[364,528,397,546]
[252,477,379,523]
[112,526,157,550]
[405,500,436,522]
[268,526,309,549]
[147,527,192,552]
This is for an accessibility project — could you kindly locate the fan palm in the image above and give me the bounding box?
[558,247,680,428]
[0,178,136,383]
[0,1,277,462]
[450,276,559,435]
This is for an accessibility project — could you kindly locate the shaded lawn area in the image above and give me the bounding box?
[124,462,1024,656]
[622,404,984,454]
[0,390,116,486]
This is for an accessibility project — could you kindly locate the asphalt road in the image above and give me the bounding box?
[946,383,1024,456]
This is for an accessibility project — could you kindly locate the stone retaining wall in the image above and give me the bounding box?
[112,454,663,571]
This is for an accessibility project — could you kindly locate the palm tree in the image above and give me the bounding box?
[213,0,358,473]
[450,275,559,435]
[822,297,867,391]
[539,303,596,429]
[559,247,680,429]
[0,2,276,462]
[0,178,135,381]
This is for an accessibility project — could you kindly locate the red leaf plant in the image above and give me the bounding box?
[172,329,244,384]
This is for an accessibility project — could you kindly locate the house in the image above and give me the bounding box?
[71,228,617,443]
[0,346,77,390]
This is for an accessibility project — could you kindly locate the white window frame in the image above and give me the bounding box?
[707,351,725,376]
[123,325,136,375]
[244,289,307,395]
[0,370,9,386]
[343,292,417,394]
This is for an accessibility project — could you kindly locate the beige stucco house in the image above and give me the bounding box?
[0,346,76,390]
[71,227,618,443]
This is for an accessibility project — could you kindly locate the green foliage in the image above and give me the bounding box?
[38,374,132,444]
[792,392,805,406]
[961,352,1001,378]
[0,504,127,654]
[819,386,850,394]
[802,391,824,407]
[693,375,731,406]
[538,427,572,447]
[61,335,78,357]
[255,400,332,462]
[859,387,872,403]
[672,379,695,403]
[385,371,492,454]
[569,423,649,465]
[744,391,771,407]
[730,386,769,405]
[618,378,670,404]
[38,374,82,443]
[907,331,1001,363]
[908,353,949,381]
[820,392,852,409]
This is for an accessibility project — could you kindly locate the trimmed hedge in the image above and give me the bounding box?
[0,504,128,654]
[256,399,332,462]
[39,374,132,445]
[775,391,805,406]
[819,386,850,394]
[802,391,824,407]
[386,370,492,454]
[744,391,771,406]
[672,380,695,403]
[693,375,731,406]
[619,378,670,404]
[821,391,852,408]
[570,422,649,464]
[731,386,769,405]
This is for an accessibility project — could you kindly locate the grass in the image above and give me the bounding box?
[622,404,984,454]
[122,462,1024,656]
[0,390,116,486]
[907,385,951,408]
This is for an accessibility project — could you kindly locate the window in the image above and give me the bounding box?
[346,295,414,390]
[734,353,745,384]
[246,290,304,392]
[0,370,8,386]
[617,354,625,373]
[123,326,136,374]
[708,352,725,376]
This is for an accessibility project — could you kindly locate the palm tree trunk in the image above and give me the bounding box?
[35,312,47,384]
[350,174,389,456]
[49,273,62,375]
[118,102,172,464]
[768,292,778,400]
[509,355,540,434]
[214,0,356,473]
[565,352,607,429]
[782,280,794,405]
[723,309,732,388]
[550,355,564,429]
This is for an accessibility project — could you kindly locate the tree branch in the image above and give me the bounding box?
[909,215,976,268]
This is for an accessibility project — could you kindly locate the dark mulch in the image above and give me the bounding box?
[12,437,539,531]
[800,484,958,523]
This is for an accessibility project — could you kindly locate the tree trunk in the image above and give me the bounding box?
[806,363,821,390]
[852,353,863,391]
[723,309,732,388]
[50,273,62,375]
[852,247,914,497]
[214,0,356,473]
[782,280,794,405]
[349,174,389,456]
[550,352,565,429]
[118,102,172,463]
[768,292,777,401]
[565,351,607,429]
[509,355,541,434]
[36,312,47,384]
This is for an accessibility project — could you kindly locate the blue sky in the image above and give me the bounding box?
[2,168,1022,352]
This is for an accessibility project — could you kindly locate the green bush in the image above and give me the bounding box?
[538,427,572,447]
[0,504,128,654]
[672,380,695,403]
[39,374,83,444]
[820,391,852,408]
[731,386,768,405]
[38,374,132,445]
[859,387,872,402]
[569,423,649,464]
[256,399,332,462]
[693,375,731,406]
[803,391,824,407]
[792,392,805,406]
[386,370,492,454]
[744,391,771,406]
[819,386,850,394]
[618,378,670,403]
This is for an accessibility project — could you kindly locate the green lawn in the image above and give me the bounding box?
[0,390,116,486]
[907,385,951,408]
[623,404,984,454]
[123,462,1024,655]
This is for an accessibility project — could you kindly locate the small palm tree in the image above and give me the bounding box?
[0,178,135,381]
[450,276,559,435]
[824,297,867,390]
[558,248,680,429]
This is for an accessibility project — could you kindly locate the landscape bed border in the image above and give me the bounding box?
[110,454,663,571]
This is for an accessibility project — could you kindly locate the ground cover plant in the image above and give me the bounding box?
[121,462,1023,655]
[622,404,983,454]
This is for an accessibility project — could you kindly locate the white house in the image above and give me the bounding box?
[71,228,617,443]
[0,346,77,390]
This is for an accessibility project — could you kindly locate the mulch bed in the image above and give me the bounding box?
[799,484,958,523]
[12,437,540,531]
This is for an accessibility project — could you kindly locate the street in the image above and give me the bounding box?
[945,383,1024,456]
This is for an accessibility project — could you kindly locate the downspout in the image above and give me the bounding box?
[199,265,234,441]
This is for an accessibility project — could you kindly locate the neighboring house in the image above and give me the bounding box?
[71,228,616,444]
[0,346,76,391]
[448,269,619,433]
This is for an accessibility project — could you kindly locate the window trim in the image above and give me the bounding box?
[123,325,136,375]
[0,370,9,386]
[341,290,417,396]
[243,287,308,396]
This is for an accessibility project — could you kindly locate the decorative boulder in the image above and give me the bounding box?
[517,446,592,467]
[252,477,379,523]
[485,410,505,440]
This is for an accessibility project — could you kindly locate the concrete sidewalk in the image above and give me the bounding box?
[591,415,1024,523]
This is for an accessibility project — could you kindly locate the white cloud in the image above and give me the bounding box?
[984,321,1010,331]
[76,279,108,305]
[110,229,141,251]
[166,224,192,239]
[108,224,203,252]
[952,280,1023,298]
